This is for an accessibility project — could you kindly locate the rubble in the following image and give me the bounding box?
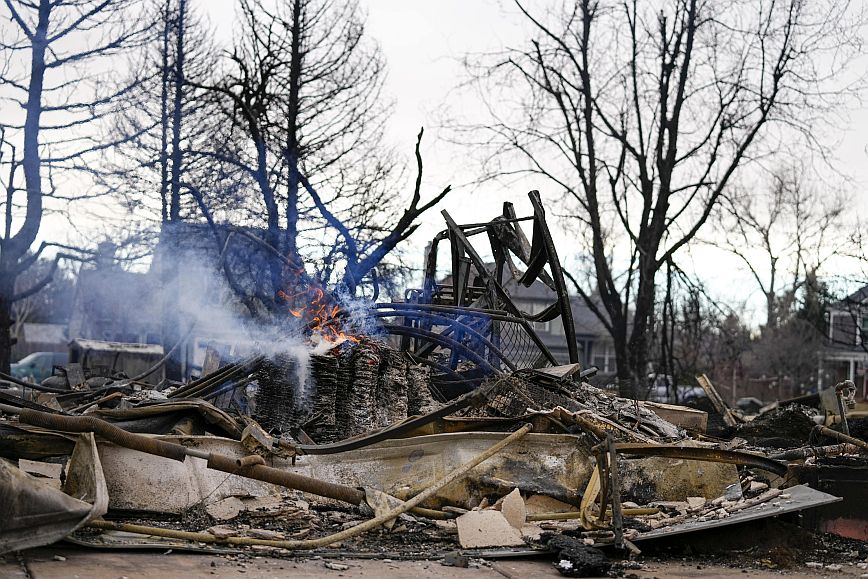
[0,194,865,575]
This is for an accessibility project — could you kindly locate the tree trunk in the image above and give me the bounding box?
[169,0,186,221]
[0,272,14,373]
[284,0,303,274]
[162,0,188,380]
[0,0,50,371]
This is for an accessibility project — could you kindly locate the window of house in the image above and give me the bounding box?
[592,343,615,374]
[513,300,550,333]
[530,302,550,333]
[550,318,564,336]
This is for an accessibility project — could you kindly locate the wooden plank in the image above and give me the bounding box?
[640,401,708,433]
[537,363,583,379]
[696,373,738,427]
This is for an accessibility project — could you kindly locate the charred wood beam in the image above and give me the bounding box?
[614,443,788,476]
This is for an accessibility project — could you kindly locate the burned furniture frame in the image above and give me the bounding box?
[378,191,578,391]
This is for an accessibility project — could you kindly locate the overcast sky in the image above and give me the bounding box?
[272,3,868,312]
[36,0,868,321]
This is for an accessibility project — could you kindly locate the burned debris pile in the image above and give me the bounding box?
[251,339,438,439]
[1,193,866,576]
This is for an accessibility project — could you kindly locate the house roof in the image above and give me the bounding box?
[834,285,868,310]
[69,339,164,355]
[21,323,67,344]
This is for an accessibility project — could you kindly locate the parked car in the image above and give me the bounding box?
[645,375,707,404]
[10,351,68,384]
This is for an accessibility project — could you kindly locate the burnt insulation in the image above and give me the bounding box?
[253,338,440,440]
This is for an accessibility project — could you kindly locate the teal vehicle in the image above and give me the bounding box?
[10,352,68,384]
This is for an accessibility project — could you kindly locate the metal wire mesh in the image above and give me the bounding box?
[493,319,544,370]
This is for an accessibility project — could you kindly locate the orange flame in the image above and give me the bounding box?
[278,287,359,344]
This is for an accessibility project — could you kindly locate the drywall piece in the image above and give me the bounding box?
[456,510,525,549]
[525,494,577,514]
[499,489,527,529]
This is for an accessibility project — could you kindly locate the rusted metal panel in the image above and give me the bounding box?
[1,433,107,554]
[82,432,593,514]
[633,484,841,542]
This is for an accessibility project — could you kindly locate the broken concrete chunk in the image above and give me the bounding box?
[205,496,245,521]
[498,488,527,529]
[456,510,525,548]
[686,496,707,510]
[433,519,457,533]
[441,551,469,568]
[749,481,769,493]
[653,501,689,512]
[324,562,349,571]
[724,483,743,501]
[206,525,239,539]
[520,524,543,540]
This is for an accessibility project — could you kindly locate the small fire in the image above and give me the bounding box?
[278,287,359,345]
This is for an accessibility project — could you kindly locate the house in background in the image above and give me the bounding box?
[819,285,868,399]
[68,259,161,345]
[507,279,613,375]
[11,323,68,360]
[68,225,277,379]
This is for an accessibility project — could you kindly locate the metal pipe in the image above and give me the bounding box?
[770,443,862,461]
[69,391,124,414]
[11,406,367,505]
[834,380,855,436]
[0,371,69,393]
[87,424,533,551]
[16,407,189,462]
[814,425,868,452]
[168,363,239,398]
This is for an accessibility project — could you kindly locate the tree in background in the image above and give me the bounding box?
[198,0,448,312]
[744,273,831,397]
[0,0,149,372]
[453,0,863,396]
[11,258,75,348]
[652,268,751,402]
[712,166,847,331]
[708,167,848,396]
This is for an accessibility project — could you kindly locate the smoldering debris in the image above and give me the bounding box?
[1,198,866,574]
[1,347,865,572]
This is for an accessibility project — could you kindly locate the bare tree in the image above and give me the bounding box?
[196,0,448,311]
[712,166,847,330]
[0,0,149,372]
[452,0,862,396]
[10,257,75,347]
